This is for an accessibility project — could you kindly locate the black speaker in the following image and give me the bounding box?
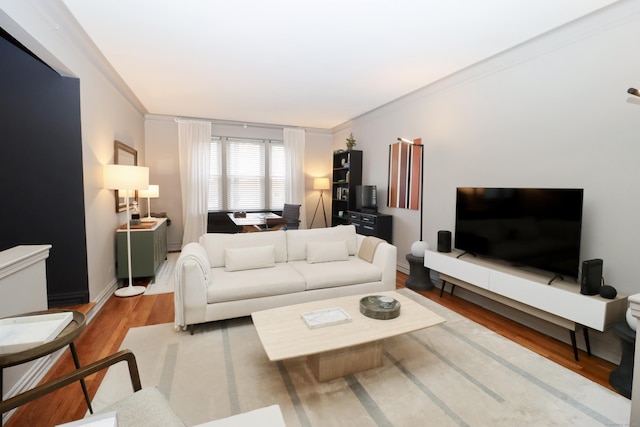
[599,285,617,299]
[437,231,451,253]
[581,258,603,295]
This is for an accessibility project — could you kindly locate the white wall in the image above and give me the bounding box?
[333,2,640,359]
[145,116,333,249]
[144,117,182,250]
[1,1,147,302]
[304,129,334,228]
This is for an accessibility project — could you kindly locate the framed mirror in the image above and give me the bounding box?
[114,140,138,212]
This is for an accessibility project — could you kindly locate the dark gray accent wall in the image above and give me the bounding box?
[0,29,89,306]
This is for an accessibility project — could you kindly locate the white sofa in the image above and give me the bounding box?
[174,225,397,330]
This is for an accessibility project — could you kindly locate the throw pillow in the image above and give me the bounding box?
[224,245,276,272]
[306,241,349,264]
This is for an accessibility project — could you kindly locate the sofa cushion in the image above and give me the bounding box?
[224,245,275,271]
[96,387,186,427]
[286,225,357,261]
[207,264,306,303]
[306,241,349,264]
[200,232,287,267]
[289,257,382,290]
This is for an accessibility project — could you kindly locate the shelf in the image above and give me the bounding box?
[331,150,362,226]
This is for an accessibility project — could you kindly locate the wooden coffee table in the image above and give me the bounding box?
[251,291,445,381]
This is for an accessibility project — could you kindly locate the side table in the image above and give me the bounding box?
[405,254,434,291]
[0,310,91,424]
[609,321,635,399]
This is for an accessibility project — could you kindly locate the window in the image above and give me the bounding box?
[208,137,285,211]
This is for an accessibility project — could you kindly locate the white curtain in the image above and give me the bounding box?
[178,119,211,246]
[283,128,307,229]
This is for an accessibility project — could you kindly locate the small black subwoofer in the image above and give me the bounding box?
[599,285,617,299]
[437,231,451,253]
[581,258,603,295]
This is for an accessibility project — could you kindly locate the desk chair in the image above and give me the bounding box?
[264,216,288,231]
[282,204,301,230]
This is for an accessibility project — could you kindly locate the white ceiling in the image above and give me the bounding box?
[62,0,618,129]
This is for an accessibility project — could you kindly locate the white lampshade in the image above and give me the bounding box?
[139,185,160,198]
[313,177,330,190]
[103,164,149,191]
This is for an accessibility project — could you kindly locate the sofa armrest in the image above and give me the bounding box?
[0,350,141,415]
[175,243,211,330]
[356,235,397,290]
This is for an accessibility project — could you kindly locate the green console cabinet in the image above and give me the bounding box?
[116,218,168,280]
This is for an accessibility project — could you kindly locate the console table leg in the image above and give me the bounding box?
[583,326,592,356]
[570,330,579,361]
[439,281,447,297]
[69,342,93,414]
[439,281,457,298]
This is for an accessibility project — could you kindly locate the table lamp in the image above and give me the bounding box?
[139,185,159,222]
[103,164,149,297]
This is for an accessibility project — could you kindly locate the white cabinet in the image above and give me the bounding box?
[425,251,491,290]
[424,249,626,334]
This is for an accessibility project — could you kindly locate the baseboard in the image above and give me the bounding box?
[88,278,118,323]
[48,290,90,308]
[397,262,409,275]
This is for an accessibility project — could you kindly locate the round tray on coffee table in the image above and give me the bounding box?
[359,295,401,320]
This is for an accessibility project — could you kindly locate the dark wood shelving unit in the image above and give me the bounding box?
[331,150,362,226]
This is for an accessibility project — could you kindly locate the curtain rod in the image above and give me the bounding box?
[174,116,304,132]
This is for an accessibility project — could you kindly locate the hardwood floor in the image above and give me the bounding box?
[4,271,620,426]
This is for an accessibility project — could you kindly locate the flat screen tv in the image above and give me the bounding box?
[356,185,377,213]
[455,188,584,280]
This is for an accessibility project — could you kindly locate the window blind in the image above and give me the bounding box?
[269,142,285,209]
[227,138,265,210]
[208,137,285,211]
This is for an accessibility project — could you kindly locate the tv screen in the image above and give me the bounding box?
[357,185,377,212]
[455,188,583,279]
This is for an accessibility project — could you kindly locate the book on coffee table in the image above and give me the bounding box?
[301,306,351,329]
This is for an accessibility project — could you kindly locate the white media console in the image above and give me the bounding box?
[424,249,627,360]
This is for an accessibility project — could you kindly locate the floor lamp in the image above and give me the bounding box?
[104,164,149,297]
[310,177,330,228]
[139,185,159,222]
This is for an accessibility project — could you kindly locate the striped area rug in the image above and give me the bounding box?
[92,289,629,426]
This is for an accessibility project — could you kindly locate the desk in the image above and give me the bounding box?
[228,213,284,232]
[0,310,91,422]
